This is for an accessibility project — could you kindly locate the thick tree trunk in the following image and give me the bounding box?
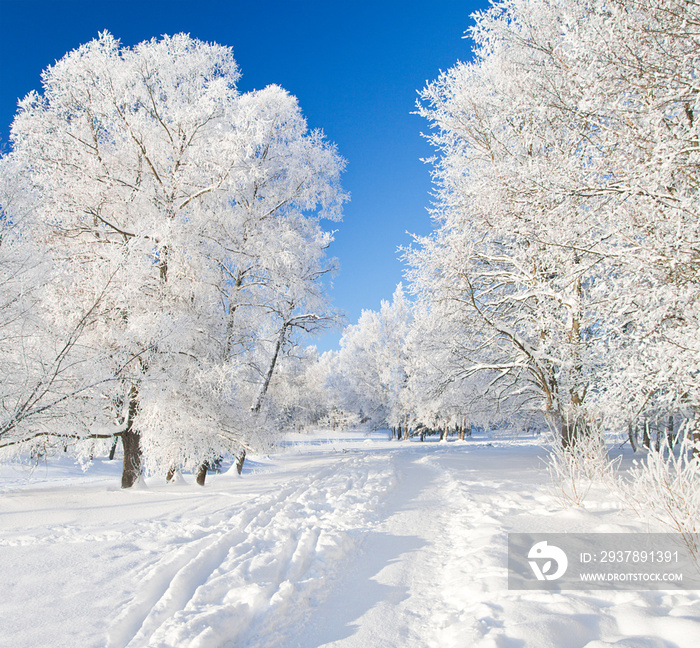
[196,463,207,486]
[121,429,142,488]
[121,385,142,488]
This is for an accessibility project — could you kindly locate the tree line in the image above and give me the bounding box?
[335,0,700,453]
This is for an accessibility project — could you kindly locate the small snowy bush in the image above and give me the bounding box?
[618,433,700,561]
[546,427,620,506]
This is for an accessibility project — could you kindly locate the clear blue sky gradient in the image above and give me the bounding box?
[0,0,486,351]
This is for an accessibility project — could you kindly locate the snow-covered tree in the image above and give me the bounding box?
[411,0,700,447]
[8,33,345,485]
[328,285,414,434]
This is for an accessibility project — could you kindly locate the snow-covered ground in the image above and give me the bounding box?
[1,431,698,648]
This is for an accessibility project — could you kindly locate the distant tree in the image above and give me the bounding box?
[329,285,413,434]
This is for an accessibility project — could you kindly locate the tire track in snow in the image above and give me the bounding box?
[107,452,397,648]
[107,497,275,648]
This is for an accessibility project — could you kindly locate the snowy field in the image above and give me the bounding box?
[1,431,699,648]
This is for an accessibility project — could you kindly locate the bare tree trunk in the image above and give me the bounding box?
[121,429,141,487]
[667,414,675,449]
[108,437,118,460]
[196,463,207,486]
[562,275,589,452]
[251,323,288,414]
[561,412,575,450]
[223,270,245,360]
[642,419,651,449]
[654,419,662,452]
[235,449,246,475]
[561,396,588,450]
[121,385,142,488]
[562,415,586,450]
[628,421,638,453]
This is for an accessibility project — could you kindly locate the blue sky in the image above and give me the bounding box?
[0,0,486,351]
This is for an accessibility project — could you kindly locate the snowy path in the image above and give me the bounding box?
[1,434,700,647]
